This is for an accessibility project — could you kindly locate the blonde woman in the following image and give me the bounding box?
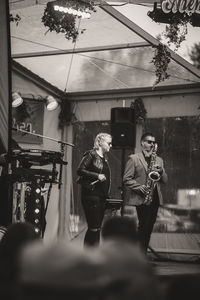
[77,133,112,247]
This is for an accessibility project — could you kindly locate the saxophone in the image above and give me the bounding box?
[143,143,160,205]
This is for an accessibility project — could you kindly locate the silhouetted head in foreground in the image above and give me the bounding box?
[102,216,138,244]
[17,237,165,300]
[0,222,39,293]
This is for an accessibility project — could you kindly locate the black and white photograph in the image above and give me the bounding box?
[1,0,200,299]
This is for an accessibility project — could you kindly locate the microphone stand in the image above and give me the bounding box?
[12,127,74,148]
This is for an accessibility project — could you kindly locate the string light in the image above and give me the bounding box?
[34,208,40,214]
[53,4,91,19]
[35,227,40,233]
[25,181,44,237]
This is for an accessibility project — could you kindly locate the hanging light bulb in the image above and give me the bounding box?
[54,5,59,11]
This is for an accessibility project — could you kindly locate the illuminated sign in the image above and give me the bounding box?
[161,0,200,15]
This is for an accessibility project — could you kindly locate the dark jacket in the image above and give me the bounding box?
[77,149,111,198]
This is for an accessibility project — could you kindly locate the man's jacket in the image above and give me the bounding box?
[123,152,168,206]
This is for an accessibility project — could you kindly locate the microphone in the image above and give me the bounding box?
[90,179,100,186]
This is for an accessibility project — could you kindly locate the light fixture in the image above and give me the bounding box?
[12,93,58,111]
[46,95,58,111]
[53,4,91,19]
[12,92,23,108]
[34,208,40,214]
[34,227,40,233]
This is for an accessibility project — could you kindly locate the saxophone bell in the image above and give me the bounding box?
[148,170,161,182]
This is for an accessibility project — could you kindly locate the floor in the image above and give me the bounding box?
[150,232,200,254]
[70,227,200,279]
[153,260,200,277]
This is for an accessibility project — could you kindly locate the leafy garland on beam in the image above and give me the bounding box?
[147,4,200,86]
[163,14,189,51]
[151,44,171,86]
[131,97,147,123]
[42,0,96,42]
[147,3,199,51]
[9,13,21,25]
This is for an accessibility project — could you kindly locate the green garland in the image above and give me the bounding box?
[42,0,96,42]
[147,7,199,85]
[163,14,189,51]
[152,15,189,86]
[131,97,147,122]
[9,13,21,25]
[151,44,171,86]
[189,42,200,70]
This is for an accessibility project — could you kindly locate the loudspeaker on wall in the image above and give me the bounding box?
[110,107,136,148]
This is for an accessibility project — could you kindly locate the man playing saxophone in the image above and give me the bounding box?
[123,132,168,253]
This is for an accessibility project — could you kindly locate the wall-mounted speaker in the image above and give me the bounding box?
[110,107,136,148]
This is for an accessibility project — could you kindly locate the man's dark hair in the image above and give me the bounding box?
[140,132,155,142]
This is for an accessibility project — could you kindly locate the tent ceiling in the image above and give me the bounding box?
[10,5,145,56]
[9,0,200,93]
[9,0,156,10]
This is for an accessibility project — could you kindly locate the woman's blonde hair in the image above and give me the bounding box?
[93,133,112,150]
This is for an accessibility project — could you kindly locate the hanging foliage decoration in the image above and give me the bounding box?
[148,2,200,85]
[9,13,21,25]
[42,0,96,42]
[131,97,147,123]
[59,100,73,128]
[162,14,189,51]
[148,2,200,50]
[151,44,171,86]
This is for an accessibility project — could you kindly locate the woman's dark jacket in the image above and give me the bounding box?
[77,149,111,199]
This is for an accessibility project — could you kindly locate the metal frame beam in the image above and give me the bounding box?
[66,83,200,102]
[12,42,150,59]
